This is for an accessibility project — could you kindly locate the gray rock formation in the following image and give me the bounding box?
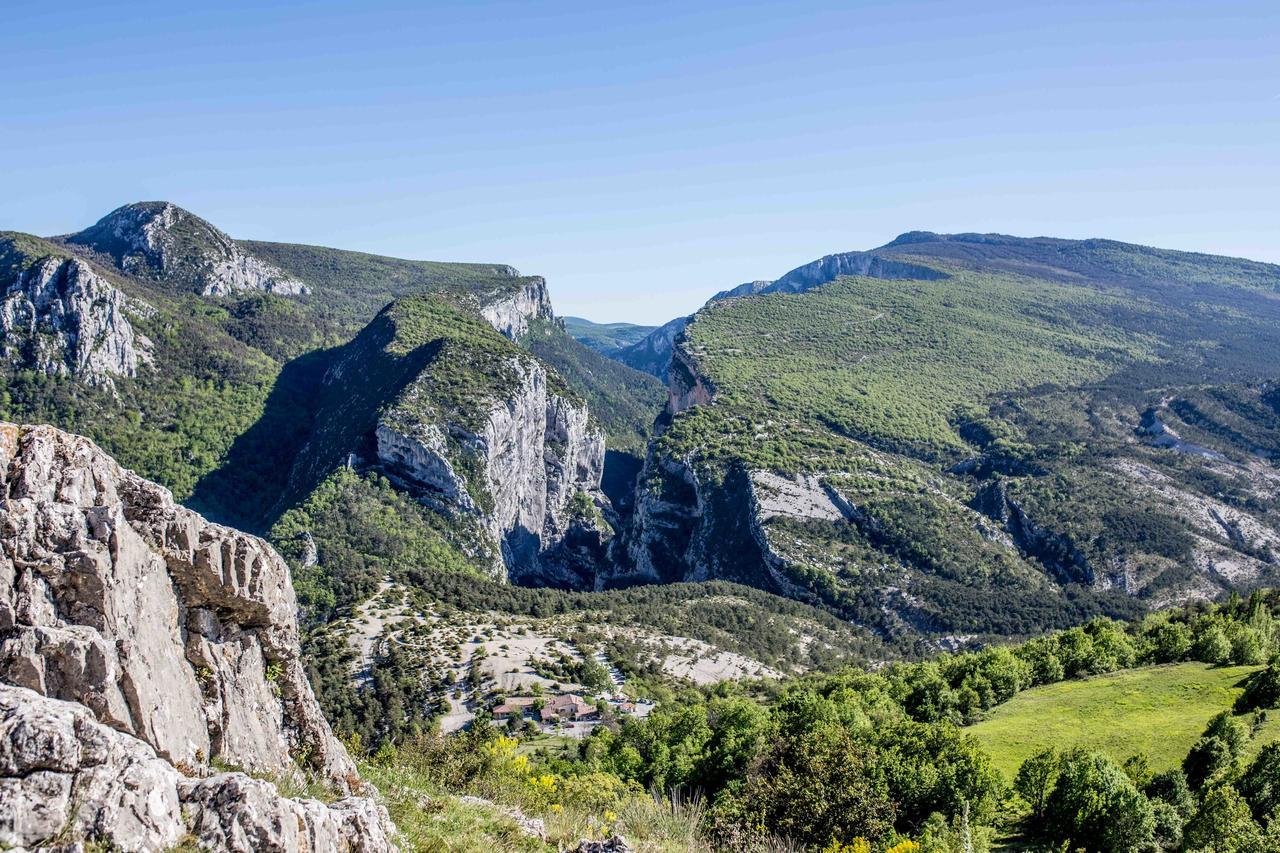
[613,315,688,379]
[709,279,774,301]
[0,256,148,389]
[375,355,607,584]
[567,836,633,852]
[0,685,393,852]
[763,250,947,294]
[0,423,394,851]
[68,202,310,297]
[479,275,554,339]
[666,341,716,416]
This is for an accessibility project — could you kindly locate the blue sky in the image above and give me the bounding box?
[4,1,1278,324]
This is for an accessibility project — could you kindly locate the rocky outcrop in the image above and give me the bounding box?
[971,480,1095,586]
[567,836,633,852]
[479,276,553,339]
[375,357,607,584]
[710,279,774,301]
[750,471,852,523]
[0,685,392,852]
[0,423,394,850]
[616,450,779,593]
[764,250,948,294]
[67,202,310,297]
[666,342,716,416]
[0,256,148,389]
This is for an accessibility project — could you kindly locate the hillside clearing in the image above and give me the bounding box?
[967,662,1264,780]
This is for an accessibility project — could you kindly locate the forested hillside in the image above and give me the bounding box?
[617,232,1280,655]
[6,206,1280,851]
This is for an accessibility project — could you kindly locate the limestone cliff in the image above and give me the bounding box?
[617,450,774,592]
[479,275,554,339]
[279,294,609,587]
[665,338,716,416]
[762,250,947,294]
[66,202,310,297]
[0,423,393,851]
[375,353,608,585]
[0,255,148,389]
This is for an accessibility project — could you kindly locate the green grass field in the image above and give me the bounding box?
[967,662,1265,781]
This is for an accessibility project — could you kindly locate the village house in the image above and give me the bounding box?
[491,696,537,721]
[547,693,598,722]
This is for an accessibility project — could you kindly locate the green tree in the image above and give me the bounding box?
[1122,753,1153,790]
[1184,736,1234,790]
[1237,743,1280,821]
[1182,786,1263,852]
[1144,621,1192,664]
[1145,768,1195,820]
[1236,664,1280,712]
[1014,748,1060,824]
[714,722,896,848]
[1193,623,1233,665]
[877,720,1001,831]
[1041,748,1156,852]
[695,696,771,793]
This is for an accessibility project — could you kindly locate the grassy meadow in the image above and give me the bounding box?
[967,662,1266,780]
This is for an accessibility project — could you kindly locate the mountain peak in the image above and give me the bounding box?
[66,202,310,297]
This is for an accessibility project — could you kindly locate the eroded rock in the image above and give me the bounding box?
[67,202,310,297]
[375,355,607,585]
[0,256,148,389]
[0,423,395,850]
[0,685,394,852]
[478,276,553,338]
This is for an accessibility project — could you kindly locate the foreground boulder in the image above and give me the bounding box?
[0,423,394,850]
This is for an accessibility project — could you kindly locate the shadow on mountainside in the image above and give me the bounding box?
[187,346,337,533]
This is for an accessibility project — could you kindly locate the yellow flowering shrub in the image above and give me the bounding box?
[822,840,871,853]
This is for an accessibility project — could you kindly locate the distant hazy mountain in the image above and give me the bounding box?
[562,316,656,354]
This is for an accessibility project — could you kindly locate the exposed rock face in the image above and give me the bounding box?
[763,250,948,293]
[0,256,147,389]
[375,357,607,584]
[480,276,553,339]
[971,480,1096,586]
[666,342,716,416]
[751,471,852,523]
[0,685,393,852]
[568,836,633,852]
[67,202,310,297]
[710,279,774,301]
[617,449,780,593]
[0,423,394,851]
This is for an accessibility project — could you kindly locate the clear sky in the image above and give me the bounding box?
[4,1,1277,324]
